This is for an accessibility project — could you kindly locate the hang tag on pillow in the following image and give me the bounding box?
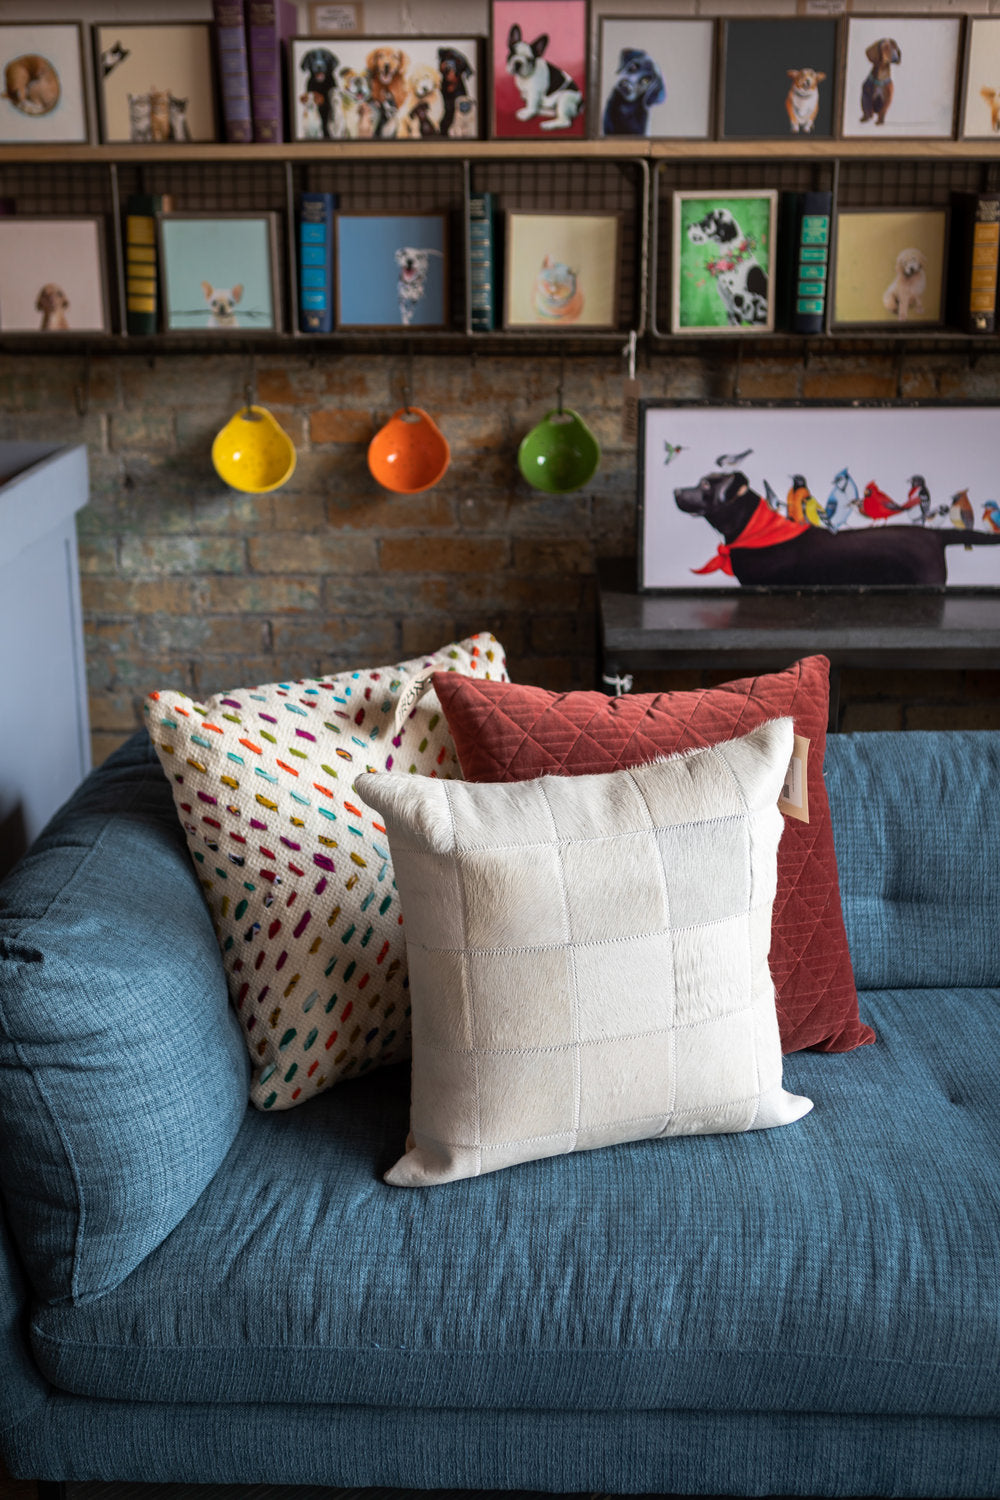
[778,734,810,823]
[393,669,438,732]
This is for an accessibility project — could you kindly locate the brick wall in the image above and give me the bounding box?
[1,347,998,764]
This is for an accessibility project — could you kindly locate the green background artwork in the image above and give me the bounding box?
[676,196,773,329]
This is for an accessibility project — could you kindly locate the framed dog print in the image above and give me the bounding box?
[504,210,621,330]
[671,190,777,335]
[336,213,448,329]
[289,35,481,141]
[0,217,110,334]
[719,18,838,139]
[490,0,587,139]
[959,19,1000,139]
[159,213,281,334]
[839,17,962,139]
[0,24,89,144]
[94,23,217,144]
[832,208,947,329]
[639,401,1000,593]
[597,18,713,140]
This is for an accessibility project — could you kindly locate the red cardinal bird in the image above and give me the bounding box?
[854,481,922,522]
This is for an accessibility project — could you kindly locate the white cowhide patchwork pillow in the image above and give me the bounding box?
[145,634,507,1110]
[357,718,812,1186]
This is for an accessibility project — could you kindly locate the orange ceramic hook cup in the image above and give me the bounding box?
[367,407,450,494]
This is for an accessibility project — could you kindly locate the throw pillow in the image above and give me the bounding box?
[431,656,873,1056]
[356,719,813,1188]
[144,634,507,1111]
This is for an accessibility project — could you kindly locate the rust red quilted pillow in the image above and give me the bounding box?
[432,656,873,1055]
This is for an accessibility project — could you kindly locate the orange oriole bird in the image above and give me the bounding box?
[787,474,816,525]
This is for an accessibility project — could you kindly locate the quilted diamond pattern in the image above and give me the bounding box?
[432,656,873,1056]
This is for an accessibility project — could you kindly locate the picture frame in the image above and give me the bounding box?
[335,212,449,330]
[718,18,839,140]
[831,207,948,330]
[638,401,1000,593]
[289,35,482,141]
[838,16,963,140]
[93,22,217,144]
[0,216,110,334]
[671,189,778,335]
[0,23,89,145]
[306,2,365,35]
[158,212,282,334]
[490,0,587,140]
[503,209,621,331]
[959,18,1000,140]
[596,17,714,141]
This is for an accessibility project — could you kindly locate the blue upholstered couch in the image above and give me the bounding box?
[1,727,998,1496]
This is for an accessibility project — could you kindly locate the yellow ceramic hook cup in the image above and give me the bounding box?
[212,405,297,494]
[367,406,450,494]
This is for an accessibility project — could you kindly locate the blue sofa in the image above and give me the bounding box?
[1,727,998,1497]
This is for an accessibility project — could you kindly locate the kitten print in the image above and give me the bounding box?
[532,255,583,321]
[127,92,152,141]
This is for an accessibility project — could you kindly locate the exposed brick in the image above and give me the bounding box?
[310,408,373,444]
[247,532,377,574]
[379,536,504,572]
[119,536,247,576]
[328,490,456,530]
[270,617,399,662]
[512,537,592,575]
[198,576,322,613]
[82,578,200,615]
[802,359,897,401]
[110,409,176,451]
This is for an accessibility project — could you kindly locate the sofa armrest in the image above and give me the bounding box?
[0,1192,48,1440]
[0,730,250,1307]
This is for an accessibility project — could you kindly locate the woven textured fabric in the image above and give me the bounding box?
[0,732,249,1307]
[359,720,811,1185]
[144,634,506,1110]
[433,656,872,1055]
[29,984,1000,1420]
[826,730,1000,991]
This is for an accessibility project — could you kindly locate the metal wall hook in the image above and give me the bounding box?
[623,329,637,381]
[74,354,91,418]
[403,347,414,412]
[245,349,257,412]
[556,355,565,414]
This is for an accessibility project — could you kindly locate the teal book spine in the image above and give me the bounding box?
[299,193,336,333]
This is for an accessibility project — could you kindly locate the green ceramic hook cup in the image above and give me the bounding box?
[517,408,601,494]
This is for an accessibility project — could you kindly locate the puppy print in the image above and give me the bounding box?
[602,48,665,137]
[36,283,69,331]
[299,47,339,139]
[396,63,443,139]
[337,66,375,138]
[3,53,60,116]
[786,67,825,134]
[860,37,900,126]
[437,47,473,137]
[367,46,409,136]
[450,95,478,139]
[395,246,442,326]
[299,91,324,139]
[882,247,927,321]
[981,86,1000,133]
[505,24,582,130]
[201,281,243,329]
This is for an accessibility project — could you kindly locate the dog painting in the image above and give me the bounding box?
[786,68,825,134]
[159,213,280,333]
[491,1,587,138]
[395,247,444,325]
[841,18,962,139]
[337,213,447,329]
[0,24,88,143]
[290,37,479,141]
[598,19,713,139]
[833,209,946,328]
[882,247,927,321]
[860,37,901,126]
[0,217,108,332]
[720,18,837,139]
[36,282,69,330]
[959,20,1000,138]
[640,404,1000,591]
[672,192,776,334]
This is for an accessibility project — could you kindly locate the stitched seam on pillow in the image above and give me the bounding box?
[404,1006,756,1056]
[620,768,677,1131]
[536,779,582,1146]
[709,744,763,1127]
[384,814,746,858]
[441,778,481,1177]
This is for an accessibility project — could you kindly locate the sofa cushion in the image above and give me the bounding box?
[432,657,872,1055]
[826,730,1000,990]
[144,634,507,1110]
[0,732,249,1307]
[30,983,1000,1418]
[358,721,812,1187]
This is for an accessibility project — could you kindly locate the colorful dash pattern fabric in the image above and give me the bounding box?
[144,635,507,1110]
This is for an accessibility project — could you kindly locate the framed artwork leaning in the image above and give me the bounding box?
[289,35,481,141]
[0,216,110,333]
[504,209,621,330]
[671,190,777,334]
[959,19,1000,139]
[159,212,282,333]
[0,23,89,144]
[832,207,948,328]
[639,401,1000,592]
[596,17,714,140]
[93,22,217,143]
[336,212,448,328]
[719,18,838,139]
[490,0,587,139]
[838,16,962,138]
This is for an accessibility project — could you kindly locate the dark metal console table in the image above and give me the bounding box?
[597,559,1000,729]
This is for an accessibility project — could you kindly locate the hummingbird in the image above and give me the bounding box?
[663,442,687,466]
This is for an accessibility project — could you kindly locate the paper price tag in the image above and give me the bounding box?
[778,734,811,823]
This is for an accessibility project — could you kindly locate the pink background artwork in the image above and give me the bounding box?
[491,1,587,138]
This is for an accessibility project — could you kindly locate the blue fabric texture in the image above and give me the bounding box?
[31,986,1000,1419]
[4,1394,1000,1496]
[0,730,249,1306]
[0,1199,48,1437]
[825,730,1000,991]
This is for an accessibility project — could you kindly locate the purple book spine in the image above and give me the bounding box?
[247,0,296,144]
[213,0,252,144]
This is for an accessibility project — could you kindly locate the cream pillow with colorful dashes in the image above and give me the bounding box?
[145,634,507,1110]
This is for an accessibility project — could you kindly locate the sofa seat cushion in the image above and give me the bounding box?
[30,986,1000,1419]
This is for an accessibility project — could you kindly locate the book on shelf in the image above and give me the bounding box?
[247,0,297,144]
[212,0,253,145]
[468,191,496,333]
[948,191,1000,335]
[124,193,174,336]
[298,192,337,334]
[779,190,831,335]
